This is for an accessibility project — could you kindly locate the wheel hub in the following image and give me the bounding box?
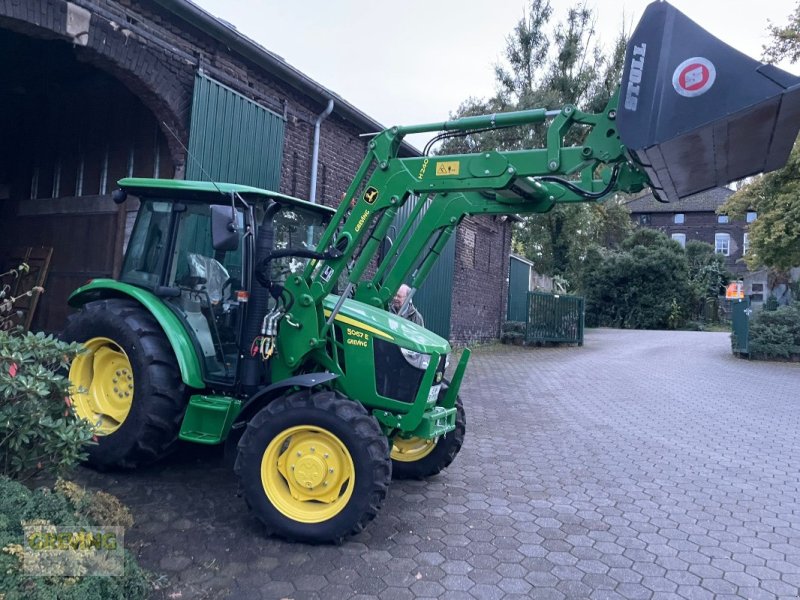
[391,435,437,462]
[261,426,355,523]
[293,455,326,488]
[69,337,134,435]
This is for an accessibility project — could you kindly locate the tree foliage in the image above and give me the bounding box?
[437,0,629,283]
[580,230,693,329]
[764,2,800,64]
[723,3,800,272]
[721,143,800,271]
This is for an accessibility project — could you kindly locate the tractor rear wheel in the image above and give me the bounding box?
[62,299,187,469]
[391,394,465,480]
[235,390,391,543]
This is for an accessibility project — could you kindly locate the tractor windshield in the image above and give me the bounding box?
[269,206,328,285]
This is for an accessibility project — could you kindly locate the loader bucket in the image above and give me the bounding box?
[617,1,800,202]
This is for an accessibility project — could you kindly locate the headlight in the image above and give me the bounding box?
[400,348,431,370]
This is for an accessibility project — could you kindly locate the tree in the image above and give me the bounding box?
[685,241,731,321]
[764,2,800,64]
[725,2,800,272]
[581,230,692,329]
[721,143,800,271]
[438,0,629,283]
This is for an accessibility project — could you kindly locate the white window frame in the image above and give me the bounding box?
[746,211,757,223]
[715,233,730,256]
[673,213,685,224]
[671,233,686,248]
[743,232,750,255]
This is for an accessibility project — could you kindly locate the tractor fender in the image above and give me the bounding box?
[68,279,205,389]
[223,372,339,467]
[234,372,339,426]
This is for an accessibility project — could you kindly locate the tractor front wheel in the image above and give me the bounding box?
[235,390,391,543]
[62,299,187,469]
[391,394,466,480]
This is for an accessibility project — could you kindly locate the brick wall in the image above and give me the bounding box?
[80,0,370,205]
[1,0,513,342]
[450,216,512,345]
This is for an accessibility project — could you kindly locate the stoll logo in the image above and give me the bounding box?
[624,43,647,111]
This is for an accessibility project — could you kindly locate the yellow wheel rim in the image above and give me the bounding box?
[260,425,355,524]
[69,337,134,435]
[391,436,437,462]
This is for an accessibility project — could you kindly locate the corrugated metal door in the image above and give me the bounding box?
[391,197,456,339]
[187,73,285,189]
[507,256,531,321]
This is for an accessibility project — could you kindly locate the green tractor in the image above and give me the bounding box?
[62,1,800,542]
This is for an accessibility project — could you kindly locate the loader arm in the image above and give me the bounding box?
[271,0,800,377]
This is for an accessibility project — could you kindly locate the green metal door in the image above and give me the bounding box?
[731,298,751,355]
[187,73,285,190]
[507,256,531,322]
[391,197,455,339]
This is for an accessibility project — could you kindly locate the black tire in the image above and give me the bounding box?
[61,299,187,469]
[234,389,391,543]
[391,394,466,480]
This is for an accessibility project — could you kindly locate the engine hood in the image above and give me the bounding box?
[322,295,450,355]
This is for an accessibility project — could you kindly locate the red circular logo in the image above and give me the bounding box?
[672,57,716,97]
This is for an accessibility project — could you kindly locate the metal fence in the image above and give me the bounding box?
[526,292,585,345]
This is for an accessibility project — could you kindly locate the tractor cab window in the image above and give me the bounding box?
[166,203,246,383]
[121,201,172,287]
[270,206,329,287]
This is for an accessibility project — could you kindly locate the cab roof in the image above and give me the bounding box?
[118,178,336,215]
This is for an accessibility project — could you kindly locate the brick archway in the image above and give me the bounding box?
[0,1,193,172]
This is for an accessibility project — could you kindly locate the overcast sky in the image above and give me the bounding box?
[192,0,797,148]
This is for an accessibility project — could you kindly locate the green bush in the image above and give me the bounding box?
[0,477,149,600]
[581,230,692,329]
[500,321,526,344]
[748,302,800,360]
[0,331,94,480]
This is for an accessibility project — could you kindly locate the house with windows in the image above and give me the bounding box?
[626,188,800,308]
[624,187,754,276]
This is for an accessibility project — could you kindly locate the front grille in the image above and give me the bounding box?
[373,338,424,403]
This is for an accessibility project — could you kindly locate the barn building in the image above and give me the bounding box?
[0,0,511,343]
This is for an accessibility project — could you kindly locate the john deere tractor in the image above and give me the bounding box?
[62,2,800,542]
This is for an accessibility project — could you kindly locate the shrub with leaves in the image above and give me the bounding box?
[747,302,800,360]
[581,230,692,329]
[0,331,94,480]
[1,262,44,332]
[0,477,149,600]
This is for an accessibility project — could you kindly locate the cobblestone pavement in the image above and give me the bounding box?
[76,329,800,599]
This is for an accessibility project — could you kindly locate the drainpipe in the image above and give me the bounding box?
[309,99,334,203]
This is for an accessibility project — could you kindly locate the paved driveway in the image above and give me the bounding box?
[76,329,800,599]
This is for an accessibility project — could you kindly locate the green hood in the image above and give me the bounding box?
[323,295,450,355]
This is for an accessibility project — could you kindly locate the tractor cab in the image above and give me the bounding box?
[114,178,334,385]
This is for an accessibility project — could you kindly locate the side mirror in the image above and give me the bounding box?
[211,205,239,252]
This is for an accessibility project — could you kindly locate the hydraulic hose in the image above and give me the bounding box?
[239,202,282,394]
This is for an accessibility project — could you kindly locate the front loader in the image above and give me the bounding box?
[62,2,800,543]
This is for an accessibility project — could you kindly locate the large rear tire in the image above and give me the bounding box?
[62,299,187,469]
[235,390,391,543]
[391,394,466,480]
